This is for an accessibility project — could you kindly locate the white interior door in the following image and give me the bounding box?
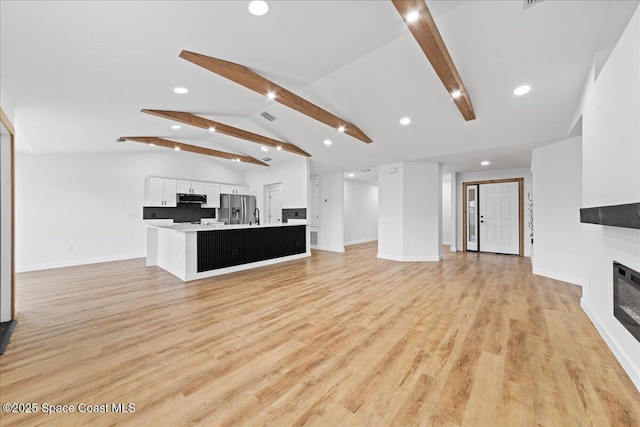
[466,185,478,251]
[479,182,519,255]
[268,189,282,224]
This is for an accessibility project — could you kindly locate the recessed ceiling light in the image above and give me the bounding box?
[348,173,355,177]
[514,85,531,96]
[276,145,283,151]
[406,11,419,23]
[338,125,346,133]
[171,124,181,130]
[324,139,332,146]
[451,90,462,98]
[174,146,181,151]
[173,87,188,94]
[266,91,276,100]
[235,158,241,162]
[208,127,216,133]
[150,143,156,147]
[261,146,268,152]
[400,117,411,125]
[248,0,270,16]
[481,160,490,166]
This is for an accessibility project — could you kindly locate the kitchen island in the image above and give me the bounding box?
[147,222,309,282]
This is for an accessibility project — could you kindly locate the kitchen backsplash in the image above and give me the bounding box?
[143,204,216,223]
[282,208,306,223]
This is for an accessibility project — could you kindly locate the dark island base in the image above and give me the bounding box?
[197,225,306,272]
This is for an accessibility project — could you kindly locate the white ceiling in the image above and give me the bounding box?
[1,0,638,176]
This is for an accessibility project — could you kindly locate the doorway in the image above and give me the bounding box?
[463,178,524,256]
[264,183,283,225]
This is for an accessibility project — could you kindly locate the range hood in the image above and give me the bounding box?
[177,193,206,204]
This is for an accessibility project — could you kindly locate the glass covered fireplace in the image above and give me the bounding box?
[614,261,640,342]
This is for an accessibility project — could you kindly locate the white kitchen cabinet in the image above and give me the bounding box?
[177,180,205,194]
[146,177,177,207]
[220,184,248,195]
[204,183,221,208]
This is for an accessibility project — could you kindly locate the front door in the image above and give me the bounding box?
[479,182,519,255]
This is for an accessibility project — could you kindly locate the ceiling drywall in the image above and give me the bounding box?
[1,0,638,174]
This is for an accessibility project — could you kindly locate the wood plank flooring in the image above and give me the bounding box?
[1,242,638,426]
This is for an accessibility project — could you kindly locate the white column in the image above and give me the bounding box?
[378,161,442,261]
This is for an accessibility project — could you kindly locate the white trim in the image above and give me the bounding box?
[183,252,311,281]
[533,268,584,287]
[16,253,146,273]
[377,253,443,262]
[344,238,377,246]
[442,241,451,245]
[581,299,640,392]
[311,245,345,253]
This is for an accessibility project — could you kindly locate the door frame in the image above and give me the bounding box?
[1,107,16,319]
[462,178,524,256]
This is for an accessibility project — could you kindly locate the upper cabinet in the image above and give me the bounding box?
[177,180,205,194]
[146,177,177,207]
[204,183,221,208]
[145,176,248,207]
[220,184,248,195]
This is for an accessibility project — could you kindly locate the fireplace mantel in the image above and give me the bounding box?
[580,202,640,230]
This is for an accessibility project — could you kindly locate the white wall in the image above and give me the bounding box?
[442,174,452,245]
[378,161,442,262]
[310,172,344,252]
[15,149,245,271]
[531,136,584,286]
[455,167,532,257]
[344,179,378,246]
[0,134,12,322]
[580,6,640,391]
[378,163,404,258]
[245,158,309,214]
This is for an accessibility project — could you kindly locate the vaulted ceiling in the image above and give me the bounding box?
[1,0,637,178]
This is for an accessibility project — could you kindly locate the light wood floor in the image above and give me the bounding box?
[1,242,638,426]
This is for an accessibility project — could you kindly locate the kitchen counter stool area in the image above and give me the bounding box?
[146,223,309,281]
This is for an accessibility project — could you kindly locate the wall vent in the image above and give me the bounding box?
[310,231,318,246]
[260,111,277,122]
[523,0,545,10]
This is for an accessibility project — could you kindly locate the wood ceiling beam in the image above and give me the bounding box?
[141,109,310,157]
[391,0,476,121]
[179,50,373,143]
[120,136,269,166]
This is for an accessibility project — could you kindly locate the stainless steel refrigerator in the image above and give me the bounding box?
[219,194,257,224]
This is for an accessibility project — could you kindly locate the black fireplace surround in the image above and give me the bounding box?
[614,261,640,342]
[580,202,640,229]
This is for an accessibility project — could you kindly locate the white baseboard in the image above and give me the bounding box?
[344,238,377,247]
[532,267,584,287]
[377,253,443,262]
[581,299,640,392]
[443,241,451,245]
[16,253,146,273]
[311,245,345,253]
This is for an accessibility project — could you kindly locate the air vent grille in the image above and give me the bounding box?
[523,0,545,10]
[260,111,276,122]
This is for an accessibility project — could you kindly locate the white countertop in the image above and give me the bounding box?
[149,221,307,232]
